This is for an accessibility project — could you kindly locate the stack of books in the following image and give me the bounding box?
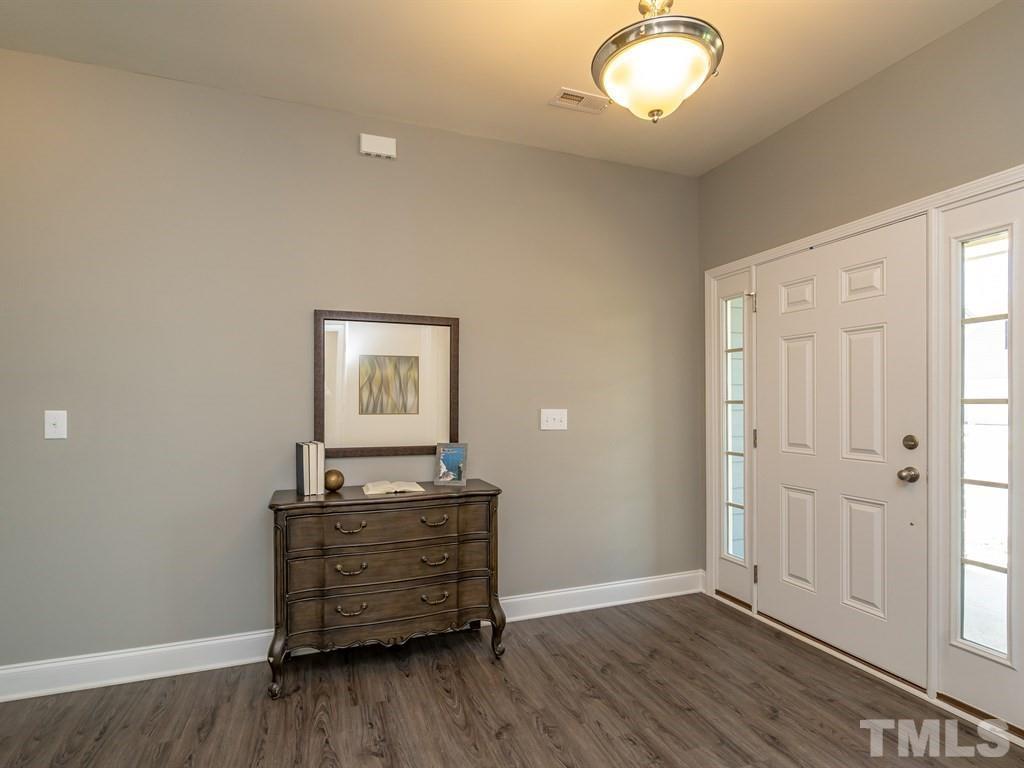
[295,441,325,496]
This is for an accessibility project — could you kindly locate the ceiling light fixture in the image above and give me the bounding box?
[591,0,723,123]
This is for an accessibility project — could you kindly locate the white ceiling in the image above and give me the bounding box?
[0,0,1000,176]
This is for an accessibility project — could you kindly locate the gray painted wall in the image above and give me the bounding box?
[700,0,1024,269]
[0,49,703,665]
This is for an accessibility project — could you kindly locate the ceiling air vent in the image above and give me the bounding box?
[548,87,609,115]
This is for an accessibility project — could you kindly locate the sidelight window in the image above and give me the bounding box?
[724,295,746,560]
[958,231,1011,655]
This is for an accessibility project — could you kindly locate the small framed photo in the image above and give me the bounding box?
[435,442,468,486]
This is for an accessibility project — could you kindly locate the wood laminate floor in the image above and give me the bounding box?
[2,594,1022,767]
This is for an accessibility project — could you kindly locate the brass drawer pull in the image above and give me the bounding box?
[420,553,450,567]
[336,602,368,617]
[421,591,450,606]
[420,513,449,527]
[335,520,367,534]
[335,561,368,576]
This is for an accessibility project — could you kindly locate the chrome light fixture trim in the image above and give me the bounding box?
[591,15,725,112]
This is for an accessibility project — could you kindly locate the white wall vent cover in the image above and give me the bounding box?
[548,87,609,114]
[359,133,397,159]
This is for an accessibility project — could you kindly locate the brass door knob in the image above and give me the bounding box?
[897,466,921,483]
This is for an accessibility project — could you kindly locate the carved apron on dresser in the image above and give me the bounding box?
[267,480,505,698]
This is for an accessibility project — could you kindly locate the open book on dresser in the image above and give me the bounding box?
[362,480,425,495]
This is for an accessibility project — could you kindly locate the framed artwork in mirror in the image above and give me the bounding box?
[314,310,459,457]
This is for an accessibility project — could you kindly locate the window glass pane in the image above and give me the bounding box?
[723,295,745,562]
[962,564,1008,654]
[963,232,1009,319]
[727,351,743,401]
[962,403,1008,484]
[963,319,1008,399]
[963,483,1008,569]
[727,505,745,559]
[726,403,744,452]
[726,297,744,349]
[958,230,1011,659]
[727,453,744,505]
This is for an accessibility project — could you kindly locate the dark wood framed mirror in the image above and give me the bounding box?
[314,310,459,457]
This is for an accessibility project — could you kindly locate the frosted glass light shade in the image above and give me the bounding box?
[592,15,723,123]
[601,36,710,120]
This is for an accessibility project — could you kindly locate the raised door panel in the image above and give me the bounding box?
[841,495,887,618]
[781,486,816,591]
[780,334,816,454]
[780,277,816,314]
[841,325,886,462]
[841,259,886,303]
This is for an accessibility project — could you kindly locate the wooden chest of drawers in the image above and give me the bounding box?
[266,480,504,698]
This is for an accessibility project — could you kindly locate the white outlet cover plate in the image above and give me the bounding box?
[44,410,67,439]
[540,408,568,430]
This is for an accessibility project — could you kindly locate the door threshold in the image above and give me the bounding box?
[714,589,752,610]
[937,693,1024,740]
[710,593,1024,749]
[756,609,924,692]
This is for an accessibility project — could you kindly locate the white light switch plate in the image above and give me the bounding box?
[44,410,67,439]
[540,408,568,430]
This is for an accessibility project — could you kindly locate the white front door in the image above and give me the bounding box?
[754,216,929,685]
[939,188,1024,729]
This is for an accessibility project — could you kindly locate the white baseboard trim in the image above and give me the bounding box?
[0,569,704,703]
[503,569,705,623]
[0,629,273,704]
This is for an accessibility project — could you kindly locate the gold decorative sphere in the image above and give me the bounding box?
[324,469,345,492]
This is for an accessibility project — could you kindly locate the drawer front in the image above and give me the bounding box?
[288,613,461,653]
[287,504,460,552]
[287,576,490,635]
[287,540,488,594]
[458,502,489,535]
